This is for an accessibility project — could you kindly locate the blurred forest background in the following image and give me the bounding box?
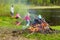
[0,0,60,6]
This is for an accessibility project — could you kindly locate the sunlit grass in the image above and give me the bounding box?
[0,17,60,40]
[0,4,29,16]
[51,26,60,30]
[22,32,60,40]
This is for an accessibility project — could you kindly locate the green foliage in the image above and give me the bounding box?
[37,0,43,5]
[0,4,28,16]
[0,0,60,6]
[14,4,28,16]
[28,0,60,6]
[0,0,28,16]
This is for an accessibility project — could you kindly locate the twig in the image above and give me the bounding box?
[26,32,35,37]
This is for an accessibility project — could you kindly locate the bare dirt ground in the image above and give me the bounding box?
[0,34,36,40]
[0,27,60,40]
[0,27,37,40]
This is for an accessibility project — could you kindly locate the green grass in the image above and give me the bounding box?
[0,16,60,30]
[51,26,60,30]
[0,17,60,40]
[0,4,29,16]
[0,16,23,30]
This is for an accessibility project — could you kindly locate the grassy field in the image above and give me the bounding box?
[0,4,29,16]
[0,17,60,40]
